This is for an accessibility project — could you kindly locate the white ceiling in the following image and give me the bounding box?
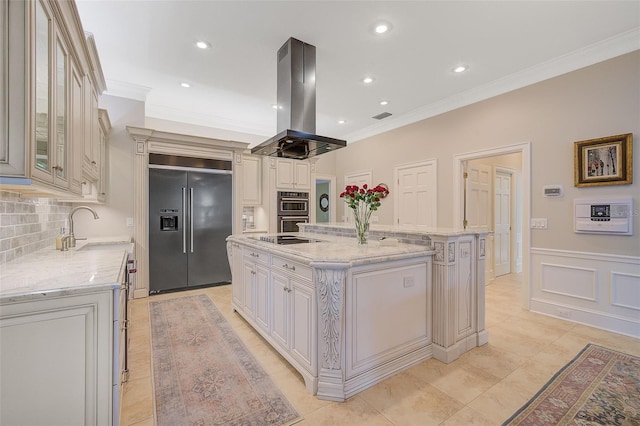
[75,1,640,147]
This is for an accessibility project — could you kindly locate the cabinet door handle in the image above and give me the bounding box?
[52,165,64,172]
[251,252,259,258]
[91,160,97,165]
[251,270,256,275]
[283,263,295,271]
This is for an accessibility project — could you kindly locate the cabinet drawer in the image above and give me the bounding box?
[243,248,268,264]
[271,255,312,281]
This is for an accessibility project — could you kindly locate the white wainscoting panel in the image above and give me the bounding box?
[611,272,640,311]
[531,248,640,338]
[540,263,597,301]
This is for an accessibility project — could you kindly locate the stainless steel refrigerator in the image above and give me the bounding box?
[149,166,232,293]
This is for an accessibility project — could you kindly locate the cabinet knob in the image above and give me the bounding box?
[91,160,97,165]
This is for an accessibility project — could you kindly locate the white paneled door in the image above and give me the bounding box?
[465,163,491,230]
[465,162,493,282]
[494,170,511,276]
[395,160,437,228]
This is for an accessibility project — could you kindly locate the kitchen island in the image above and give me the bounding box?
[227,225,489,402]
[0,238,133,426]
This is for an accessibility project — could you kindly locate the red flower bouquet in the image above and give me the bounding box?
[339,184,389,244]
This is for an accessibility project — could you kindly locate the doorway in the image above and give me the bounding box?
[454,142,531,308]
[315,175,336,224]
[494,167,514,277]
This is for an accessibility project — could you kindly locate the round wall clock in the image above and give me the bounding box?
[319,193,329,212]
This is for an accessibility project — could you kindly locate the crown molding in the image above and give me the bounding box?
[104,79,151,102]
[144,103,272,138]
[344,28,640,144]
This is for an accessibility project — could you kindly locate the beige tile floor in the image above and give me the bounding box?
[120,273,640,426]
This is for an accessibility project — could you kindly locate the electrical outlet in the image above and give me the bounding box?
[558,309,571,318]
[126,217,134,227]
[371,215,379,223]
[403,277,415,288]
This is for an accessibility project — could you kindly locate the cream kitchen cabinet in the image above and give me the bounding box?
[229,242,244,307]
[270,255,316,373]
[241,154,262,205]
[241,247,269,332]
[82,75,100,181]
[229,244,317,378]
[75,107,110,203]
[275,158,311,190]
[0,0,106,198]
[0,288,119,426]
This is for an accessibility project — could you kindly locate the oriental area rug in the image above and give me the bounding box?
[503,343,640,425]
[149,294,302,426]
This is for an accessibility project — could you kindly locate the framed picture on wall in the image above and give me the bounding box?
[574,133,633,187]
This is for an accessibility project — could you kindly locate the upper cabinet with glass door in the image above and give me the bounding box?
[0,0,106,197]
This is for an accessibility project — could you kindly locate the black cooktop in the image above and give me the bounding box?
[258,235,324,245]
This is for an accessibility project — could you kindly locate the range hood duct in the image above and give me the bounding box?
[251,38,346,159]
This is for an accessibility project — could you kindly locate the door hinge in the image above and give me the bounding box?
[463,172,468,179]
[463,219,468,229]
[121,370,130,384]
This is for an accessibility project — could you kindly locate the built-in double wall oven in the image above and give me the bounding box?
[277,191,309,233]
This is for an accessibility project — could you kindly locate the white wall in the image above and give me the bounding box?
[334,51,639,257]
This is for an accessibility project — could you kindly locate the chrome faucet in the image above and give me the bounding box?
[68,206,100,248]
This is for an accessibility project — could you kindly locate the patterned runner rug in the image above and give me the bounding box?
[503,343,640,425]
[150,294,302,426]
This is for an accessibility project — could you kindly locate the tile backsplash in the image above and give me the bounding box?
[0,191,71,264]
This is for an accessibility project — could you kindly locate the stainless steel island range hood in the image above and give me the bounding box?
[251,38,346,160]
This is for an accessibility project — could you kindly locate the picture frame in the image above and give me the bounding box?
[574,133,633,187]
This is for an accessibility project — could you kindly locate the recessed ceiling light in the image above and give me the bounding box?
[363,76,374,84]
[195,41,210,49]
[375,24,388,34]
[338,120,346,124]
[372,21,393,35]
[181,82,191,88]
[453,65,469,73]
[380,100,389,106]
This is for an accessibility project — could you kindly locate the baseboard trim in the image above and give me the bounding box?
[530,298,640,339]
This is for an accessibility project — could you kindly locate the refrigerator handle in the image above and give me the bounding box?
[182,187,187,254]
[190,187,194,253]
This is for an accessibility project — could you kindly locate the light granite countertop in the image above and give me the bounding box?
[299,222,491,237]
[227,232,435,267]
[0,237,133,303]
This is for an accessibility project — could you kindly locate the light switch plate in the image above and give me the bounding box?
[531,218,548,229]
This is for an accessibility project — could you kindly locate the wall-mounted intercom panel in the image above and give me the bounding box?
[574,197,633,235]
